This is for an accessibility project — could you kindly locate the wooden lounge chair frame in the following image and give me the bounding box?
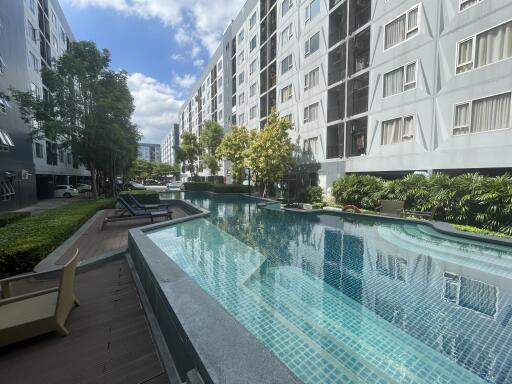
[375,200,405,217]
[0,249,80,347]
[101,197,172,230]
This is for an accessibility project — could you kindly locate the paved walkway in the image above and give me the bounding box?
[0,258,169,384]
[15,197,77,213]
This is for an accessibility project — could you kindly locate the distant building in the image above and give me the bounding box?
[0,0,89,209]
[161,124,180,165]
[138,143,161,163]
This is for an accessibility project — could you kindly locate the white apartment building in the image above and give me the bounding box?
[138,143,161,163]
[178,0,512,189]
[161,123,180,165]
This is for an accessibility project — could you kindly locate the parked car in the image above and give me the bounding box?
[166,180,183,190]
[54,185,79,198]
[127,181,146,190]
[76,183,92,193]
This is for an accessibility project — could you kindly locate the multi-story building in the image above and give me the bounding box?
[0,0,89,208]
[179,0,512,189]
[161,123,180,165]
[138,143,161,163]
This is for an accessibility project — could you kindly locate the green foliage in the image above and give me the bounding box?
[452,224,512,239]
[216,125,255,184]
[305,186,323,204]
[203,154,221,178]
[0,199,114,276]
[0,212,31,228]
[183,182,251,193]
[200,120,224,154]
[129,160,179,181]
[177,132,201,176]
[119,190,160,204]
[247,112,296,197]
[332,173,512,235]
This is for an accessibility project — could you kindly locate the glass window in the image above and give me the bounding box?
[383,62,417,97]
[238,71,245,85]
[328,43,346,85]
[303,137,318,156]
[305,32,320,57]
[250,82,257,97]
[280,84,293,102]
[329,2,347,47]
[350,0,371,33]
[250,105,257,120]
[348,73,369,116]
[250,12,257,29]
[328,84,345,122]
[327,123,344,158]
[304,67,320,91]
[306,0,321,23]
[350,27,370,75]
[346,117,367,156]
[238,50,245,64]
[250,36,257,52]
[282,0,293,17]
[304,102,319,123]
[381,115,415,145]
[250,59,257,75]
[281,54,293,74]
[384,6,420,50]
[239,93,245,105]
[460,0,483,12]
[453,92,511,135]
[238,29,245,43]
[281,24,294,45]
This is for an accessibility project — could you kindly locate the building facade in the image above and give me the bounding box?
[161,123,180,165]
[138,143,161,163]
[0,0,90,208]
[178,0,512,189]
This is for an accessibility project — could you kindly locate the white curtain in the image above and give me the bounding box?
[383,67,404,97]
[405,62,416,89]
[455,103,469,129]
[407,8,418,33]
[385,15,405,49]
[382,118,400,144]
[471,92,511,133]
[403,116,415,141]
[475,21,512,68]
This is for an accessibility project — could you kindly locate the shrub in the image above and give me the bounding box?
[452,224,512,239]
[0,212,31,228]
[305,186,323,204]
[120,190,160,204]
[211,184,251,193]
[331,173,512,236]
[0,198,115,276]
[183,182,212,191]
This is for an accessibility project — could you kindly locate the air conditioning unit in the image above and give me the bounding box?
[20,169,32,180]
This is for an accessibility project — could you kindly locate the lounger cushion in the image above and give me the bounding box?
[0,292,58,329]
[150,210,168,216]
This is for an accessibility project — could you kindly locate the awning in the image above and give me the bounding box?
[0,129,14,147]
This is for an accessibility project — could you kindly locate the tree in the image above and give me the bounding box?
[153,163,180,179]
[11,41,139,198]
[199,120,224,178]
[216,125,255,184]
[177,131,201,177]
[247,112,295,197]
[129,159,153,182]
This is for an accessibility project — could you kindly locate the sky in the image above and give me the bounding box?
[59,0,245,144]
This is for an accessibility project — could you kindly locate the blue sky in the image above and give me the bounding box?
[59,0,244,143]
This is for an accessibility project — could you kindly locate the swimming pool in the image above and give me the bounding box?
[148,192,512,384]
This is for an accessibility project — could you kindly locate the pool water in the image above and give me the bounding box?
[149,192,512,384]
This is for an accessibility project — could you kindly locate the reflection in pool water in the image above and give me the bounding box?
[150,192,512,384]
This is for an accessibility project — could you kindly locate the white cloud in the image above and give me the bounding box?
[127,73,182,144]
[173,73,197,89]
[63,0,245,55]
[193,59,205,68]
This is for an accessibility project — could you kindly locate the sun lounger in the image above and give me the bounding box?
[101,197,172,230]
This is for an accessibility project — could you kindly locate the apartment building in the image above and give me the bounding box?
[161,123,180,165]
[0,0,89,207]
[138,143,161,163]
[179,0,512,189]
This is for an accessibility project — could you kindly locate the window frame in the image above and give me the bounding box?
[305,0,320,24]
[381,114,416,145]
[305,31,320,57]
[250,35,257,52]
[250,12,257,29]
[304,67,320,91]
[281,0,294,17]
[459,0,483,12]
[281,54,293,75]
[304,102,319,123]
[383,60,418,98]
[452,91,512,136]
[383,4,421,51]
[280,84,293,103]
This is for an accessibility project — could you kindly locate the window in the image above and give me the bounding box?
[53,34,58,49]
[329,43,346,85]
[0,129,14,151]
[238,92,245,106]
[27,20,37,42]
[350,0,371,33]
[280,84,293,103]
[328,84,345,122]
[443,272,497,317]
[305,0,320,23]
[29,51,38,71]
[238,71,245,85]
[51,11,57,25]
[61,28,66,43]
[30,83,40,99]
[250,12,257,29]
[383,62,417,97]
[304,67,320,90]
[281,24,294,45]
[0,96,9,114]
[456,21,512,74]
[282,0,293,17]
[238,51,245,65]
[460,0,484,12]
[281,54,293,74]
[329,2,347,47]
[238,29,245,43]
[217,59,223,72]
[453,92,511,135]
[381,115,415,145]
[305,32,320,57]
[238,113,245,125]
[348,72,369,116]
[350,27,370,75]
[346,117,367,156]
[250,36,257,52]
[250,105,257,120]
[327,123,344,158]
[303,137,318,155]
[250,82,257,97]
[384,5,420,50]
[250,59,257,75]
[304,102,319,123]
[35,142,43,158]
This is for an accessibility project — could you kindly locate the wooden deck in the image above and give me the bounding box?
[0,257,169,384]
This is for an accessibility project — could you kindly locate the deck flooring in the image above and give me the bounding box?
[0,258,170,384]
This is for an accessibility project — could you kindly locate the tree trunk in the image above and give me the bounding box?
[90,162,98,199]
[111,158,117,198]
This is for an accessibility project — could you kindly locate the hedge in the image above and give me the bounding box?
[120,190,160,204]
[184,182,251,194]
[0,212,31,228]
[332,173,512,235]
[0,198,115,277]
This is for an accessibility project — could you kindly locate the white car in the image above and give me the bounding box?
[76,183,92,193]
[54,185,79,198]
[166,181,183,190]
